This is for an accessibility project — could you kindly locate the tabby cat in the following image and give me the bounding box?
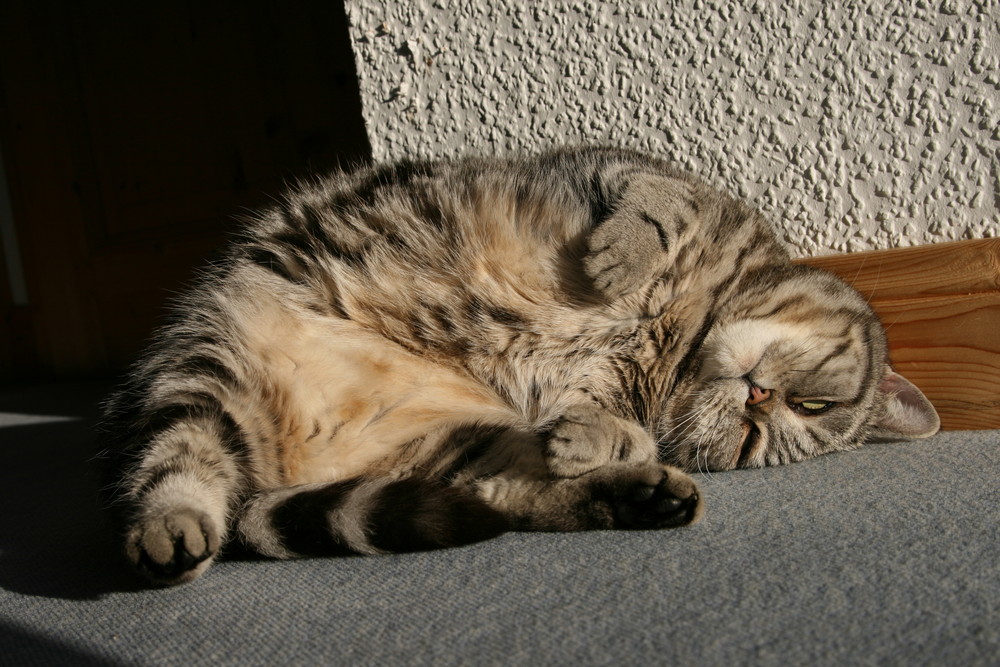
[101,147,939,585]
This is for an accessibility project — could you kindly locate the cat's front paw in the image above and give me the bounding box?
[125,507,220,585]
[584,212,668,300]
[545,403,655,478]
[603,464,703,530]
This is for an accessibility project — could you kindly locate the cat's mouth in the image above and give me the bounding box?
[733,420,762,469]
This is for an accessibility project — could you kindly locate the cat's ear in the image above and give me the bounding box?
[869,368,940,441]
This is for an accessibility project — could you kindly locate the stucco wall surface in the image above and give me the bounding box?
[347,1,998,255]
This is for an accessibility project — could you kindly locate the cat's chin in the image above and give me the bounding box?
[660,416,758,473]
[659,377,757,472]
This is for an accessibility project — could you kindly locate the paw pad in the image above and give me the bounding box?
[125,508,220,585]
[612,468,702,529]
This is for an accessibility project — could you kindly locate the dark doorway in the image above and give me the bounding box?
[0,0,371,381]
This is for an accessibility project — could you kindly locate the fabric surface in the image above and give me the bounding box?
[1,382,997,666]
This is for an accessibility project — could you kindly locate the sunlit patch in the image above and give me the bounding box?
[698,318,816,382]
[0,413,81,427]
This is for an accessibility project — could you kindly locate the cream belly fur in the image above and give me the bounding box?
[238,289,518,486]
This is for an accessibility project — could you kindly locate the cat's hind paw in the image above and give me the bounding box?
[125,507,220,585]
[607,464,703,530]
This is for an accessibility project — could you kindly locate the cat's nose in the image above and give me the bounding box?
[746,384,771,406]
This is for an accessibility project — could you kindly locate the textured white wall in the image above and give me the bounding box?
[346,1,999,256]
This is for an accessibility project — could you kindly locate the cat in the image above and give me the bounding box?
[100,146,940,585]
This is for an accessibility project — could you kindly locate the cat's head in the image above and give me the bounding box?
[658,264,939,471]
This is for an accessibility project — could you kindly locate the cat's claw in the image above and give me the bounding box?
[125,508,220,585]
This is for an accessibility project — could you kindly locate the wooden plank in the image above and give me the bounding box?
[800,238,1000,299]
[797,238,1000,431]
[872,292,1000,430]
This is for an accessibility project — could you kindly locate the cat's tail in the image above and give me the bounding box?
[237,477,510,558]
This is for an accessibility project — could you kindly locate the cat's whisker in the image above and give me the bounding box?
[659,400,714,451]
[695,428,718,479]
[880,310,905,335]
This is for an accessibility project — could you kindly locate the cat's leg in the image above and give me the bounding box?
[116,397,245,585]
[478,461,702,532]
[480,400,703,531]
[237,476,509,558]
[583,173,698,300]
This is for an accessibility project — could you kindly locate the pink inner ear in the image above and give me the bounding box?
[879,372,919,403]
[876,370,940,439]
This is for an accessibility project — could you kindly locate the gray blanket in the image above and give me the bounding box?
[1,382,997,665]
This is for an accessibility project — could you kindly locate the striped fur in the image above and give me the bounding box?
[100,147,938,585]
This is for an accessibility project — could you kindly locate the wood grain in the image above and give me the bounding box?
[797,238,1000,430]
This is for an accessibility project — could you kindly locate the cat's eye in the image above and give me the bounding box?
[790,399,836,415]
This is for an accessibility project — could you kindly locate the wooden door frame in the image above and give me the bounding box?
[0,0,103,379]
